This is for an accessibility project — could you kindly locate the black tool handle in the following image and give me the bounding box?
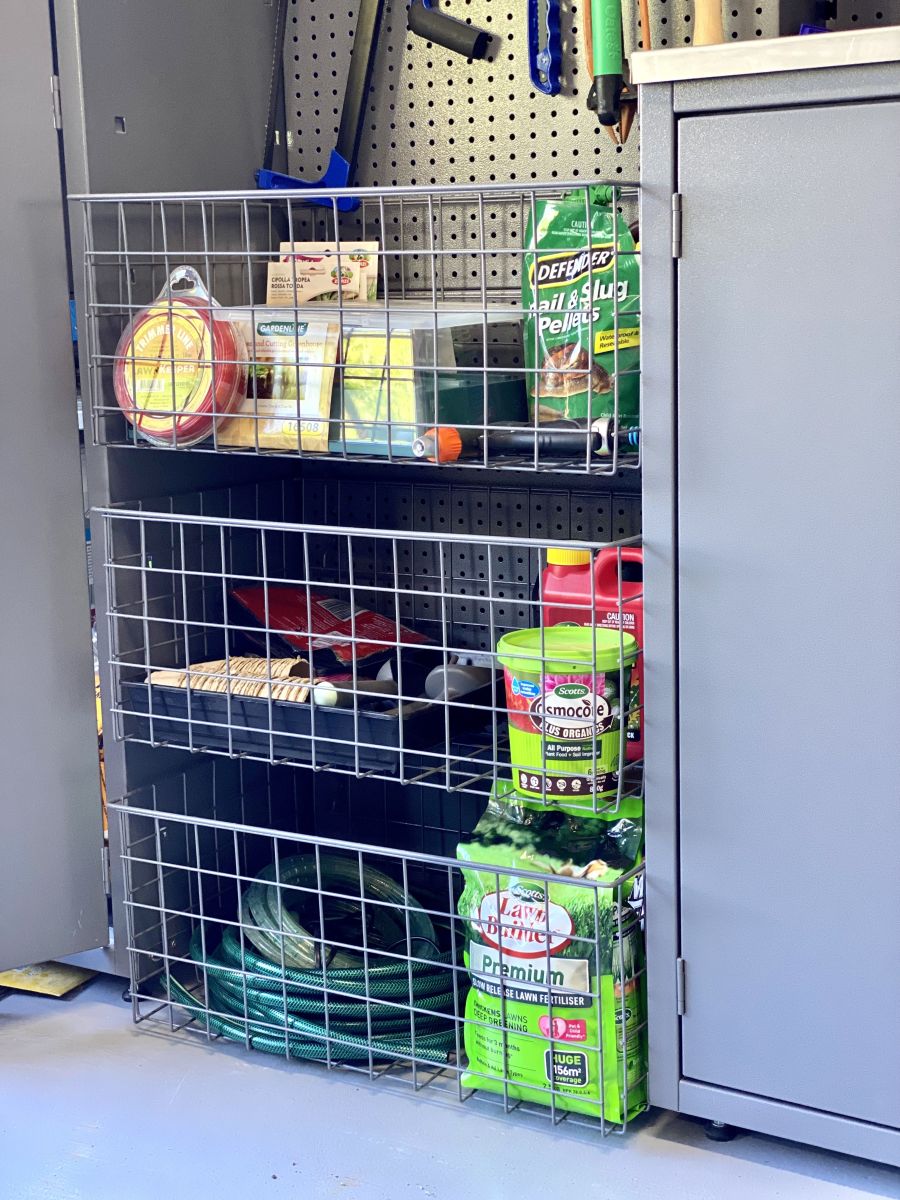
[484,426,601,457]
[336,0,387,169]
[594,74,623,127]
[408,1,490,59]
[481,418,639,459]
[262,0,290,173]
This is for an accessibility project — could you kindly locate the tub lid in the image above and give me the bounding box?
[497,625,638,671]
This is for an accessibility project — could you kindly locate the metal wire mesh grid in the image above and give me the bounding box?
[111,760,647,1133]
[76,180,640,475]
[98,482,643,813]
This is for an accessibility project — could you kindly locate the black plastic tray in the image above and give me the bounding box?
[120,678,497,772]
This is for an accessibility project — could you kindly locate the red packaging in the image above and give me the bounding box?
[541,546,644,761]
[231,586,431,669]
[113,268,246,447]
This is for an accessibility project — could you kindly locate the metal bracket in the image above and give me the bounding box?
[50,75,62,131]
[101,841,110,895]
[672,192,683,259]
[676,956,687,1015]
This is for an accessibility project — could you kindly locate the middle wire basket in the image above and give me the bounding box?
[97,475,643,814]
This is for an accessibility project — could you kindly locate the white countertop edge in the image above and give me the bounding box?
[631,25,900,85]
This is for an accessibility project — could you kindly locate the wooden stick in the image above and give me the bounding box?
[639,0,651,50]
[693,0,724,45]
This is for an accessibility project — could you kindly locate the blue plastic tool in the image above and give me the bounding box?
[527,0,562,96]
[256,0,385,211]
[257,155,361,214]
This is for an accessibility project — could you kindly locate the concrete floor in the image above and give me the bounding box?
[2,976,898,1200]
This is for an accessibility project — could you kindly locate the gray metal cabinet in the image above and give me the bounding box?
[0,0,107,972]
[641,63,900,1166]
[6,0,899,1168]
[0,0,282,976]
[49,0,281,977]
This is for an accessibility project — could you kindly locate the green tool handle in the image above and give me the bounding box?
[591,0,624,127]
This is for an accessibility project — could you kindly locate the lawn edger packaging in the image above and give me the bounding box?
[457,782,646,1122]
[523,187,640,427]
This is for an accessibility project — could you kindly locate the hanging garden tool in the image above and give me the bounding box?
[590,0,624,127]
[408,0,491,59]
[527,0,562,95]
[256,0,386,210]
[583,0,638,143]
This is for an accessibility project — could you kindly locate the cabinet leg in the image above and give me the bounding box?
[705,1119,740,1142]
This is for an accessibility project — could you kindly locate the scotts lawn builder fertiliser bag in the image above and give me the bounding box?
[457,782,647,1122]
[523,187,640,426]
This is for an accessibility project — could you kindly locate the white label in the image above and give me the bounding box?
[470,942,589,994]
[528,683,614,740]
[476,890,574,958]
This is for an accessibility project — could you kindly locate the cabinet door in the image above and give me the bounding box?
[0,1,107,970]
[677,101,900,1126]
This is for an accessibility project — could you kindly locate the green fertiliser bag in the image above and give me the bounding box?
[523,187,640,425]
[456,782,647,1122]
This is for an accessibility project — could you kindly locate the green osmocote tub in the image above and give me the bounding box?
[497,625,638,803]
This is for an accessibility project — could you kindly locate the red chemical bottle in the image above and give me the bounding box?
[541,546,644,762]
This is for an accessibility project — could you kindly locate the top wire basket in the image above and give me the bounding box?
[75,180,640,475]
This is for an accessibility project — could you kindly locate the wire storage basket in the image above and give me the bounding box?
[76,181,640,475]
[111,757,647,1133]
[97,474,643,815]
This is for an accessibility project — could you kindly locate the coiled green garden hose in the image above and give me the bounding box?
[165,854,461,1064]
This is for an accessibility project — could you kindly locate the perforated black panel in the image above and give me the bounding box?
[283,0,900,192]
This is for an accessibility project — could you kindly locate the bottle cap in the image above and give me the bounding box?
[546,548,592,566]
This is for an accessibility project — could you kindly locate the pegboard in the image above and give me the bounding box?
[831,1,900,28]
[299,474,640,652]
[283,0,900,192]
[285,0,642,186]
[103,473,641,671]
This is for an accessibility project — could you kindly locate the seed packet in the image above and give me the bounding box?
[216,310,339,452]
[280,242,380,301]
[267,251,362,304]
[329,314,458,454]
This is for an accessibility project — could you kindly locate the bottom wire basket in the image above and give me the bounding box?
[111,758,648,1134]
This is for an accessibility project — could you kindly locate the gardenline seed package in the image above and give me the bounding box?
[216,310,339,451]
[457,782,646,1122]
[523,187,640,427]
